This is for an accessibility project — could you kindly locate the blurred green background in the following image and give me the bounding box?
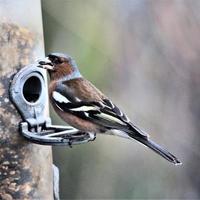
[42,0,200,199]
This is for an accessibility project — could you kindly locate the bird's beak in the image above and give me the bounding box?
[37,57,54,71]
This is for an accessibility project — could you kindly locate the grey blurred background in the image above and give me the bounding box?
[42,0,200,199]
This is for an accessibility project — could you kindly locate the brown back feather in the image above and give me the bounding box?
[64,78,106,102]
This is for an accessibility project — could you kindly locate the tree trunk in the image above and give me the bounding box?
[0,0,53,199]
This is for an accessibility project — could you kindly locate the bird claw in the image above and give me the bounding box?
[66,132,96,146]
[68,140,73,148]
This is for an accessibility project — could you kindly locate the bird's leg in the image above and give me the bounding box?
[89,132,96,141]
[67,131,96,146]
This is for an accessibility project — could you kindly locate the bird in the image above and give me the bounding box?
[38,52,181,165]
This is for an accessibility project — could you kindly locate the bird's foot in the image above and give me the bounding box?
[88,132,96,141]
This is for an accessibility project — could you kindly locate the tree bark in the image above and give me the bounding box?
[0,0,53,199]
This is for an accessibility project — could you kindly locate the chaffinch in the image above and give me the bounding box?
[39,52,181,165]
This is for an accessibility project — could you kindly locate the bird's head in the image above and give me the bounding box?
[38,53,81,81]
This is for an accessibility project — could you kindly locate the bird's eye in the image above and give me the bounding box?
[54,58,62,64]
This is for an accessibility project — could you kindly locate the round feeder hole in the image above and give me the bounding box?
[23,76,42,103]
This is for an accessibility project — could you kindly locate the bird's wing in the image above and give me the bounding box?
[51,82,148,138]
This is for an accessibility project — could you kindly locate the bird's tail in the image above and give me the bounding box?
[126,126,181,165]
[135,136,181,165]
